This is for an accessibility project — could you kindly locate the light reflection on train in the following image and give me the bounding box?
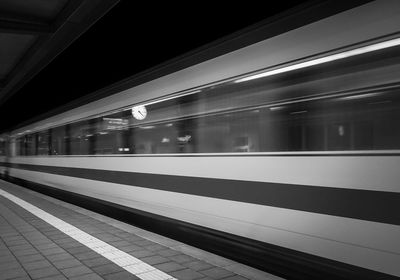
[6,53,400,157]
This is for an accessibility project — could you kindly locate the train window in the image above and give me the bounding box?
[0,137,5,156]
[327,123,350,151]
[51,126,67,155]
[15,137,24,156]
[353,121,373,150]
[25,134,37,156]
[305,124,325,151]
[37,130,51,155]
[93,113,130,154]
[69,120,95,155]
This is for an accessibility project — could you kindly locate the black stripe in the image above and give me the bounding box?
[1,161,400,225]
[0,174,396,280]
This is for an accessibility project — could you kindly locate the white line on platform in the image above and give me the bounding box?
[0,189,176,280]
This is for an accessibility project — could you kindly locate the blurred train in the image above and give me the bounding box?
[1,1,400,279]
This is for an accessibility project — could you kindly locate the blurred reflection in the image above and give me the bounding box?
[12,45,400,155]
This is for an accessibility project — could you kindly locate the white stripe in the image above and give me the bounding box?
[0,189,177,280]
[234,37,400,83]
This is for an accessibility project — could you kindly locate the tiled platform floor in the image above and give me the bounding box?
[0,180,283,280]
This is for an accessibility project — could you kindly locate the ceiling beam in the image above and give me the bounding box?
[0,14,53,35]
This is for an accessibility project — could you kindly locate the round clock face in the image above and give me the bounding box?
[131,105,147,120]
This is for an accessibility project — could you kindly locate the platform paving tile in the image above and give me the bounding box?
[8,243,35,252]
[92,233,122,242]
[118,244,143,253]
[113,231,133,239]
[45,252,75,262]
[102,271,140,280]
[58,240,84,249]
[20,259,53,270]
[34,242,60,251]
[91,263,125,276]
[157,248,182,257]
[37,275,68,280]
[145,243,168,252]
[154,261,186,272]
[168,253,198,264]
[40,229,61,236]
[133,239,154,246]
[221,275,249,280]
[0,267,29,280]
[81,256,113,268]
[26,266,60,279]
[39,246,67,256]
[140,255,169,265]
[3,238,29,247]
[28,237,53,246]
[0,227,15,233]
[52,257,83,269]
[84,228,106,234]
[0,252,16,262]
[54,237,77,245]
[16,253,47,263]
[1,234,24,240]
[12,247,39,257]
[169,268,205,280]
[65,245,93,255]
[0,259,21,271]
[130,249,157,258]
[48,233,70,241]
[74,250,102,261]
[4,277,32,280]
[183,260,215,271]
[60,265,94,278]
[200,267,235,279]
[108,239,132,247]
[124,235,146,243]
[69,273,105,280]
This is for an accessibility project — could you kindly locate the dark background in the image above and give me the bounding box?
[0,1,311,132]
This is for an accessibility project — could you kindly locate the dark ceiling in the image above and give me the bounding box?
[0,0,370,133]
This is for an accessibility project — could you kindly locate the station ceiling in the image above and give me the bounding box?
[0,0,118,130]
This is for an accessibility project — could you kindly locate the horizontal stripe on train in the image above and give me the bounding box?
[1,162,399,226]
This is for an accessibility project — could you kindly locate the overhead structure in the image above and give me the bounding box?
[0,0,119,105]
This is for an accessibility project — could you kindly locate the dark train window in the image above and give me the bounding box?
[37,131,51,155]
[15,137,24,156]
[306,124,325,151]
[69,120,94,155]
[25,134,37,156]
[327,123,350,151]
[51,126,67,155]
[93,114,130,154]
[0,138,6,156]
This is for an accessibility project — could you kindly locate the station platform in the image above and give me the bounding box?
[0,180,282,280]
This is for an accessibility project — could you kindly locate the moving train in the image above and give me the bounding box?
[1,1,400,279]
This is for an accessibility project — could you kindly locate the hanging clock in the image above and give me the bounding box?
[131,105,147,120]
